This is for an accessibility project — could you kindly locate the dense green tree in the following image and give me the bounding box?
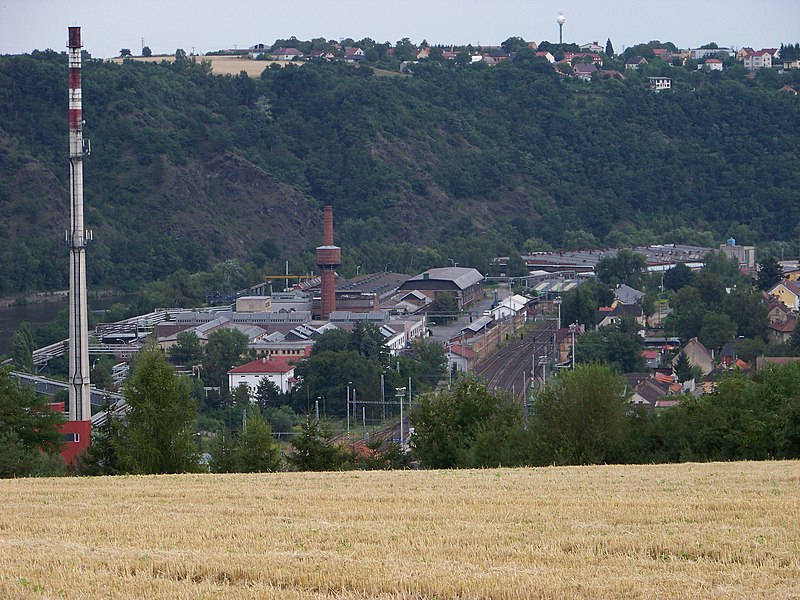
[292,350,380,416]
[167,331,202,365]
[406,338,447,390]
[757,256,784,291]
[574,318,646,373]
[410,376,529,469]
[348,320,388,365]
[428,292,459,324]
[662,263,694,292]
[78,397,124,475]
[595,250,648,288]
[501,37,528,54]
[530,363,629,465]
[560,280,613,329]
[0,367,64,477]
[90,355,117,391]
[202,328,249,388]
[9,321,35,373]
[120,345,199,474]
[142,46,152,57]
[290,417,351,471]
[310,328,350,355]
[674,351,693,383]
[254,378,285,411]
[698,312,736,351]
[228,406,282,472]
[605,38,615,56]
[702,251,740,285]
[722,286,768,340]
[506,252,529,277]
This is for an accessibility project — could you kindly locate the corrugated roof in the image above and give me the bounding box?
[406,267,484,290]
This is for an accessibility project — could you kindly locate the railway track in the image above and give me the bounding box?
[475,321,558,402]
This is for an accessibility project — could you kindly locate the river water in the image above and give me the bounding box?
[0,295,133,356]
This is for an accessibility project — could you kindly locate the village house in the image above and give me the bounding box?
[595,303,645,329]
[768,279,800,310]
[648,76,672,91]
[573,63,598,80]
[343,47,365,62]
[672,338,714,376]
[625,56,648,70]
[535,51,556,64]
[579,41,604,53]
[272,47,304,61]
[742,49,777,70]
[701,58,724,71]
[227,356,296,395]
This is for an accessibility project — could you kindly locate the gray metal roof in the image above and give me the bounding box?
[406,267,484,290]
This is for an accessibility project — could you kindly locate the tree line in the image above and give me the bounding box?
[1,50,799,296]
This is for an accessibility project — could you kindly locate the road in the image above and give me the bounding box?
[427,282,510,344]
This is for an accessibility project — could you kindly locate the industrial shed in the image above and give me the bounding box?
[398,267,484,309]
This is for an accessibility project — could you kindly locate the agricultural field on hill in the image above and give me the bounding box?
[1,461,798,598]
[108,55,291,76]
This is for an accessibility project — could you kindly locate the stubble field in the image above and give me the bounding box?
[1,461,798,598]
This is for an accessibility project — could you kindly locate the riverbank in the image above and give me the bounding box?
[0,289,126,308]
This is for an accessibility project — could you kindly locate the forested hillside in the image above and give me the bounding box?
[1,50,799,294]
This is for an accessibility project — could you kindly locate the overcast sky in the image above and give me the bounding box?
[1,0,797,58]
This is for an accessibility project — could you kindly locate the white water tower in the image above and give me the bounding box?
[557,13,566,44]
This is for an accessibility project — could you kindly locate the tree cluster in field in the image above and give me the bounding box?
[410,364,800,469]
[0,49,799,296]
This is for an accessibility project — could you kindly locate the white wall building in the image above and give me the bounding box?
[227,357,296,395]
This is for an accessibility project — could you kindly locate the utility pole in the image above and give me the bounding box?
[346,383,351,442]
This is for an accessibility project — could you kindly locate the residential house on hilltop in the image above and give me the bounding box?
[701,58,724,71]
[343,47,365,62]
[652,48,673,62]
[742,48,776,70]
[580,41,604,53]
[648,76,672,91]
[691,47,734,60]
[308,50,336,60]
[573,63,598,80]
[273,47,304,61]
[625,56,648,70]
[535,51,556,63]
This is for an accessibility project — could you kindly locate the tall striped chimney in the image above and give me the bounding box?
[66,27,92,435]
[315,205,340,319]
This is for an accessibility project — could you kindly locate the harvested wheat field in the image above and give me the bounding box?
[1,461,799,599]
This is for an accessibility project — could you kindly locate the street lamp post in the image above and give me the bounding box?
[570,322,578,369]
